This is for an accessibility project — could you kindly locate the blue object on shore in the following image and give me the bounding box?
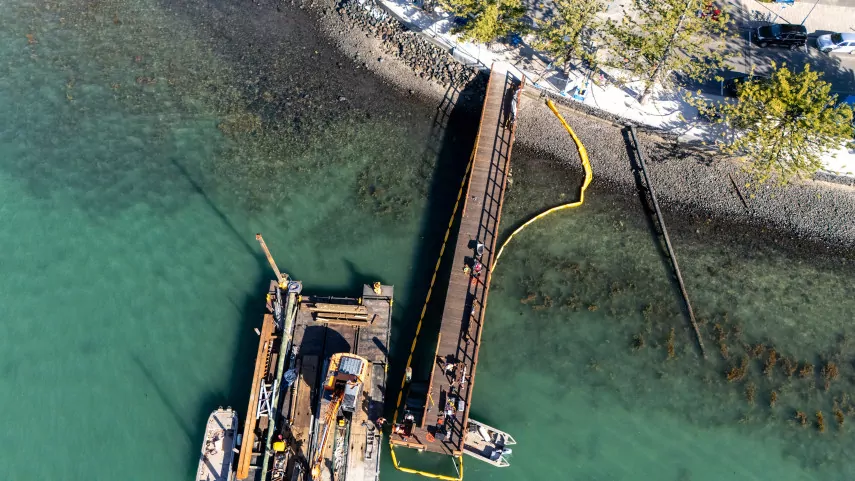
[508,33,522,46]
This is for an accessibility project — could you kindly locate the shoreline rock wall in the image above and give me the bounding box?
[336,0,480,90]
[313,0,855,252]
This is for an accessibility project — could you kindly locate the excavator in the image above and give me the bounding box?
[309,353,369,480]
[309,391,343,480]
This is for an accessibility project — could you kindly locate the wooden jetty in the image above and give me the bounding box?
[390,64,522,457]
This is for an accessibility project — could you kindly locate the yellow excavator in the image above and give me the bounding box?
[309,353,369,480]
[310,391,343,480]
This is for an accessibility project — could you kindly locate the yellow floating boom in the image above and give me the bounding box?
[492,99,593,270]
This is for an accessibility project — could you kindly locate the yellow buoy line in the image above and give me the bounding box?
[492,99,593,271]
[389,448,464,481]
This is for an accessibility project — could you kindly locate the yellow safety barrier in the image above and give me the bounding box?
[389,448,464,481]
[492,99,593,270]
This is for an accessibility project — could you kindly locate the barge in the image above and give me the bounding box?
[232,234,392,481]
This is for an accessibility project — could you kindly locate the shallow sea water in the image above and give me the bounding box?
[467,155,855,481]
[1,1,854,481]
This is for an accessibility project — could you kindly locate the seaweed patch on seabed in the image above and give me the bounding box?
[507,269,855,468]
[2,0,435,221]
[490,167,855,474]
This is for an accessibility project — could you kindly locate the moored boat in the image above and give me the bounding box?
[462,418,516,467]
[197,408,238,481]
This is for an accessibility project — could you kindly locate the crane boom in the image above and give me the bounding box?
[311,392,343,480]
[256,233,286,285]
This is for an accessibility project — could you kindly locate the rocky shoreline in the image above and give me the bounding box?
[309,0,855,253]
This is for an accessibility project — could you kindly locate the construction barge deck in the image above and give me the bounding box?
[233,238,393,481]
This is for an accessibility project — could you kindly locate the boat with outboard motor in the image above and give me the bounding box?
[462,419,516,467]
[196,408,239,481]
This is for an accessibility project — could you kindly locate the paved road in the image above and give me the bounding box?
[729,30,855,93]
[681,23,855,98]
[517,0,855,97]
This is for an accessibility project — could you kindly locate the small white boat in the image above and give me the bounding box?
[462,419,516,467]
[196,408,238,481]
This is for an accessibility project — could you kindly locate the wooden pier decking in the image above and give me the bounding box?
[390,64,522,456]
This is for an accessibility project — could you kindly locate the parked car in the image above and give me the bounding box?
[722,73,769,97]
[816,32,855,54]
[753,24,807,50]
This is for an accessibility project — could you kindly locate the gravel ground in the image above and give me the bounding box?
[313,0,855,252]
[517,96,855,251]
[312,0,485,111]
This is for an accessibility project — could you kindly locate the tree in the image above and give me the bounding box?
[693,63,855,181]
[605,0,730,103]
[439,0,527,44]
[533,0,606,72]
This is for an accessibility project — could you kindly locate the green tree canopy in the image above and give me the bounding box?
[439,0,527,44]
[533,0,605,71]
[694,63,855,181]
[606,0,730,103]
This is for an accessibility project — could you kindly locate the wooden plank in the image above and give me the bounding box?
[389,439,427,450]
[309,303,368,315]
[237,314,277,479]
[313,316,372,326]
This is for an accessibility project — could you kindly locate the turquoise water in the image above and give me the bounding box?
[468,155,855,481]
[1,1,854,481]
[0,1,450,478]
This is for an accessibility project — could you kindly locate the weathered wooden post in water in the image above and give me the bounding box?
[628,126,707,359]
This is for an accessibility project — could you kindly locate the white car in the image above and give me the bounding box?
[817,32,855,54]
